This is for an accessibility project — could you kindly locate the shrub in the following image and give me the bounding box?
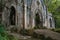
[0,24,18,40]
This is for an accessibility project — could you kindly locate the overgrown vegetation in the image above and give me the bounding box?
[44,0,60,28]
[0,24,18,40]
[20,29,34,36]
[51,28,60,33]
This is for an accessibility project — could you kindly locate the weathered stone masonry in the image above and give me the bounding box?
[0,0,55,30]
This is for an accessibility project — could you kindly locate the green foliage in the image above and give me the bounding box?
[0,24,18,40]
[0,24,5,34]
[44,0,60,28]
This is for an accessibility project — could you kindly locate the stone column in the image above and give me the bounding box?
[32,12,35,28]
[24,4,27,29]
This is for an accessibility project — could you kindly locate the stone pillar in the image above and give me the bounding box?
[32,12,35,28]
[24,4,27,29]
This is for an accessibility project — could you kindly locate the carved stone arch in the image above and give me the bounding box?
[9,4,16,9]
[35,9,42,20]
[34,9,43,28]
[36,0,40,6]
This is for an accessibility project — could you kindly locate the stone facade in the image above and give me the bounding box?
[1,0,55,29]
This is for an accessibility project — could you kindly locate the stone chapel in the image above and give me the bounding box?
[0,0,55,30]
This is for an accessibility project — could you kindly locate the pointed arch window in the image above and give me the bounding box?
[10,6,16,25]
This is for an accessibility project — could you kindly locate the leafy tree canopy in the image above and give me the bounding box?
[44,0,60,28]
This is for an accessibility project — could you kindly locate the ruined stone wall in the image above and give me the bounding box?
[31,0,43,28]
[2,0,22,28]
[1,0,55,29]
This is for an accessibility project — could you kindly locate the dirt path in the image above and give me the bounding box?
[7,31,41,40]
[34,29,60,40]
[6,29,60,40]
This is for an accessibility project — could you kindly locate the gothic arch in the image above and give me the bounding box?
[34,9,43,28]
[9,6,16,25]
[49,18,52,27]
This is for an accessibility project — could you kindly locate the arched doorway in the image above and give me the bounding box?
[10,6,16,25]
[35,12,42,28]
[49,18,52,27]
